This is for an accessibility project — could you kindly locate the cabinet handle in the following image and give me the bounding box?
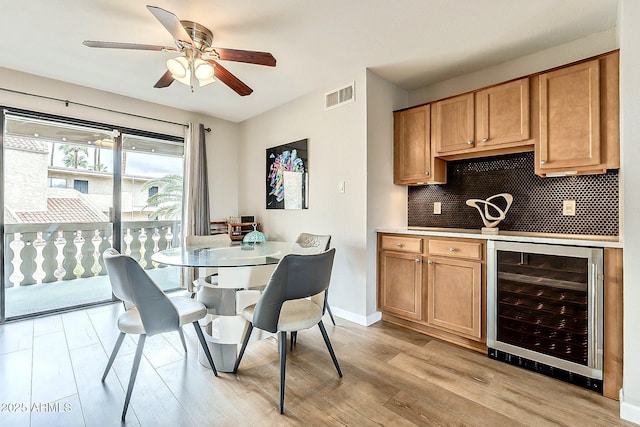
[415,258,421,263]
[425,171,430,176]
[482,137,489,142]
[396,242,403,247]
[427,260,433,264]
[540,160,547,165]
[466,140,473,145]
[449,247,456,252]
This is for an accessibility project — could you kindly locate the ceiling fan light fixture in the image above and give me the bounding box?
[198,76,216,87]
[167,56,189,78]
[194,59,215,81]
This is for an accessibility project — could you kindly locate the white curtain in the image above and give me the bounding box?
[181,123,211,287]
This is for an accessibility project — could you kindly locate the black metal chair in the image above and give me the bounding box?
[232,248,342,414]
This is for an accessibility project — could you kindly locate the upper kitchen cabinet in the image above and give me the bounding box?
[394,104,446,185]
[432,93,475,154]
[536,51,619,176]
[475,78,530,149]
[433,79,533,159]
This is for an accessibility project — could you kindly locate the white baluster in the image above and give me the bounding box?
[139,228,148,269]
[32,231,47,284]
[9,233,25,287]
[165,227,174,250]
[151,228,161,268]
[124,229,133,256]
[73,230,86,279]
[91,229,102,276]
[54,231,66,281]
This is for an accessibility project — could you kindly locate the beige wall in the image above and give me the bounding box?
[619,0,640,422]
[238,71,371,323]
[365,70,409,319]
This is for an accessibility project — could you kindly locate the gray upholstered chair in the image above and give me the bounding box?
[185,233,231,297]
[292,233,335,325]
[102,248,217,421]
[232,249,342,414]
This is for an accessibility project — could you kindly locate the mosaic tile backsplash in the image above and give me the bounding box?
[407,152,619,236]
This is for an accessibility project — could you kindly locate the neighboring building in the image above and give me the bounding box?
[4,135,158,223]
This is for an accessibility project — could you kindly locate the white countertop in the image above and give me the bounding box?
[376,227,623,248]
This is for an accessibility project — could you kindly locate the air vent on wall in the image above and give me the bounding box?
[325,82,355,110]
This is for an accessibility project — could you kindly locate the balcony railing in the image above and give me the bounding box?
[3,221,181,288]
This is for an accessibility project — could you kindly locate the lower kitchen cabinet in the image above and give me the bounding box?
[377,233,486,352]
[378,249,423,321]
[426,256,482,340]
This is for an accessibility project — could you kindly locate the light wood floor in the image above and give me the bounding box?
[0,302,633,427]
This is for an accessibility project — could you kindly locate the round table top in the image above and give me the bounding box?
[151,241,295,268]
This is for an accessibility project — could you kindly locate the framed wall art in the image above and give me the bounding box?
[266,139,308,209]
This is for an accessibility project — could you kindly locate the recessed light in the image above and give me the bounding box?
[132,146,136,150]
[62,137,67,142]
[151,148,155,152]
[34,133,39,137]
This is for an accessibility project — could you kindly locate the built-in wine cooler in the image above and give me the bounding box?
[487,241,604,392]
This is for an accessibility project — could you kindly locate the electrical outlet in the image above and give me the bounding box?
[563,200,576,216]
[434,202,442,215]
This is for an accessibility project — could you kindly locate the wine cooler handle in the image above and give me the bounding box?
[590,262,598,368]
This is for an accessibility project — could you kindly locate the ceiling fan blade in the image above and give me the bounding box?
[146,5,194,47]
[154,70,175,88]
[83,40,176,51]
[211,61,253,96]
[213,48,276,67]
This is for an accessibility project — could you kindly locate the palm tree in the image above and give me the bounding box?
[141,174,183,220]
[59,144,89,169]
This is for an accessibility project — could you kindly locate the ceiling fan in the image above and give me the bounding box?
[83,5,276,96]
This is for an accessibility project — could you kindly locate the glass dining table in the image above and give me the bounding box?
[151,241,310,371]
[151,241,295,269]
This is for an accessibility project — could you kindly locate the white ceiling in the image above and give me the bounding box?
[0,0,618,123]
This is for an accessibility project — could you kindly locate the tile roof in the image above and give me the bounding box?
[15,198,107,223]
[3,135,49,153]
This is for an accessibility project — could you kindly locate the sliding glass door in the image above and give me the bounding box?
[1,110,184,320]
[120,133,184,291]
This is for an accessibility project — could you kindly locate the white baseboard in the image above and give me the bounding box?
[327,307,381,326]
[620,390,640,424]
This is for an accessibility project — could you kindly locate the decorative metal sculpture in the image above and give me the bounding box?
[465,193,513,234]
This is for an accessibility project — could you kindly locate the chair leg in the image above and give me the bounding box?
[278,330,287,414]
[122,334,146,421]
[178,329,188,353]
[318,321,342,377]
[102,332,126,382]
[192,321,218,376]
[324,292,336,326]
[290,331,297,351]
[233,323,253,373]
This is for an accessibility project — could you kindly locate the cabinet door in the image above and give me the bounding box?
[432,93,474,155]
[426,257,482,340]
[394,105,431,184]
[538,59,601,171]
[476,78,530,147]
[379,251,423,320]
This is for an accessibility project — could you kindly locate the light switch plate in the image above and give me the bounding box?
[338,181,345,193]
[434,202,442,215]
[563,200,576,216]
